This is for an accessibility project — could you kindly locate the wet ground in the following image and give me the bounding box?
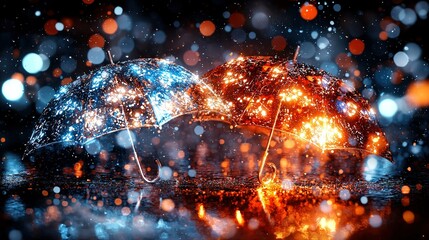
[2,120,429,240]
[1,166,428,240]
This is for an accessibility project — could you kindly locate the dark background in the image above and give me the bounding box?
[1,0,428,172]
[1,0,429,239]
[1,0,429,196]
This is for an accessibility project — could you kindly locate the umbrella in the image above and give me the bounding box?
[202,55,392,183]
[24,58,230,183]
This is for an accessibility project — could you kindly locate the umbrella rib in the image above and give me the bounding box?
[239,90,260,124]
[107,50,114,65]
[293,45,300,64]
[194,76,234,123]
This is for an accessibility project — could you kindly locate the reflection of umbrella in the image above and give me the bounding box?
[203,55,392,182]
[24,58,229,182]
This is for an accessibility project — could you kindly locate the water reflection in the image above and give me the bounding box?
[4,197,25,221]
[2,116,418,239]
[1,171,407,240]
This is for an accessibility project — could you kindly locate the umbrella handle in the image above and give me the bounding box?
[259,161,277,184]
[118,103,161,183]
[125,128,162,183]
[138,159,162,183]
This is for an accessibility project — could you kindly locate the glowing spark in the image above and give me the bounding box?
[346,101,358,117]
[298,116,343,150]
[198,204,205,219]
[365,132,389,155]
[318,217,337,233]
[279,87,313,106]
[83,111,105,132]
[73,160,83,178]
[235,210,245,226]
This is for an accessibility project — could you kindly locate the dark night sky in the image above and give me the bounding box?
[1,0,428,173]
[1,1,429,240]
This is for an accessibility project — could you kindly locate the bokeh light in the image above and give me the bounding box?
[300,3,318,21]
[183,50,200,66]
[0,1,428,239]
[114,6,123,15]
[403,210,415,224]
[229,12,246,28]
[349,39,365,55]
[199,20,216,37]
[87,47,106,64]
[252,12,269,29]
[22,53,44,74]
[2,79,24,101]
[153,30,166,44]
[271,36,287,51]
[88,34,106,48]
[369,215,383,228]
[415,1,429,19]
[406,80,429,107]
[102,18,118,35]
[44,19,58,35]
[378,98,398,118]
[393,51,409,67]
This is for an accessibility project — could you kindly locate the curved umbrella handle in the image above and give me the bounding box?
[118,103,162,183]
[259,162,277,184]
[258,99,282,184]
[124,128,162,183]
[137,159,162,183]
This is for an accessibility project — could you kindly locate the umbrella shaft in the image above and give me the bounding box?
[258,100,282,183]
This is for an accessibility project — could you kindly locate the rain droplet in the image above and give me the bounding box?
[53,186,60,194]
[194,125,204,135]
[160,166,173,180]
[369,214,382,228]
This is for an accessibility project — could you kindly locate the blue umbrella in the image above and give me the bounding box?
[24,58,230,182]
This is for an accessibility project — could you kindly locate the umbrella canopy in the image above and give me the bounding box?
[24,58,229,182]
[203,56,392,181]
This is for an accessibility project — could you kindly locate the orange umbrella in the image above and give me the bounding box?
[203,55,392,182]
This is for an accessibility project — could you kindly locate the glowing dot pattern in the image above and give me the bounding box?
[203,56,392,160]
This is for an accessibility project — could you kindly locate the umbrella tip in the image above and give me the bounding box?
[293,45,300,64]
[107,50,114,65]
